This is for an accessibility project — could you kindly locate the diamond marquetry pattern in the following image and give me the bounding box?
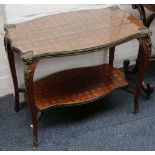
[7,7,144,56]
[34,64,128,110]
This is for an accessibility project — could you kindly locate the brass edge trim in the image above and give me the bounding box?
[6,24,16,29]
[32,30,151,61]
[21,51,34,64]
[8,27,151,62]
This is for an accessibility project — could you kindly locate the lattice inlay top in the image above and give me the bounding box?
[7,7,149,56]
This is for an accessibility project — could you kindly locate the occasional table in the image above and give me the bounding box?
[5,6,151,147]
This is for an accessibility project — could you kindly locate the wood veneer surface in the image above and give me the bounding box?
[7,7,146,56]
[34,64,128,110]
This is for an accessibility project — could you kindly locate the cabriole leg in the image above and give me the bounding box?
[134,37,150,114]
[24,60,38,147]
[5,38,20,112]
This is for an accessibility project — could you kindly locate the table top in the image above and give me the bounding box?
[6,6,151,60]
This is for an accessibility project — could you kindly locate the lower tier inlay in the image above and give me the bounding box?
[33,64,128,110]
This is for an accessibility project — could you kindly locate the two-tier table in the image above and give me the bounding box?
[5,6,152,147]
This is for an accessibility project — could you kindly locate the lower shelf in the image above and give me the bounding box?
[34,64,128,110]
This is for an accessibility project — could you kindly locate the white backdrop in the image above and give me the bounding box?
[0,4,155,97]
